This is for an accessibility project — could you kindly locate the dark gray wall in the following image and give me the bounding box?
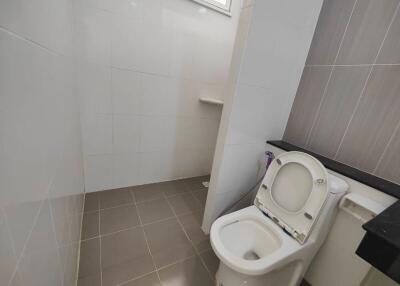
[284,0,400,185]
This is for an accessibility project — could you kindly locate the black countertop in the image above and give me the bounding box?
[363,201,400,249]
[357,202,400,283]
[267,140,400,283]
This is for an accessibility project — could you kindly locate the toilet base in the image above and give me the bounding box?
[215,261,303,286]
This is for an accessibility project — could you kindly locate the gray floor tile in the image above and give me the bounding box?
[178,211,210,252]
[132,185,165,203]
[158,256,213,286]
[167,194,202,215]
[102,256,154,286]
[81,212,99,240]
[136,198,174,224]
[160,180,188,197]
[144,218,195,268]
[99,188,134,209]
[100,205,139,235]
[181,176,209,192]
[101,227,149,269]
[121,272,160,286]
[200,249,219,277]
[84,193,99,213]
[192,190,207,208]
[78,238,100,278]
[77,273,101,286]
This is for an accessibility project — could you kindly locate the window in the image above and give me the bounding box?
[192,0,232,16]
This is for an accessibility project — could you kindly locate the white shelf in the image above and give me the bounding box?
[199,97,224,106]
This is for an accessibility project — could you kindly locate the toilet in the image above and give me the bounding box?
[210,151,348,286]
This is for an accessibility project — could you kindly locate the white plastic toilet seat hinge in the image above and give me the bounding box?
[294,231,305,242]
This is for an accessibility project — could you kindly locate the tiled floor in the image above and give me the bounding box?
[78,176,219,286]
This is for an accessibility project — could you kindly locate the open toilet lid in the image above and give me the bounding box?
[254,151,329,244]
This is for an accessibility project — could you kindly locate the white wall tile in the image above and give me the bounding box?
[0,211,18,285]
[86,0,144,21]
[84,155,114,192]
[1,0,84,285]
[192,36,232,84]
[111,15,142,70]
[78,63,112,114]
[82,113,113,155]
[0,0,75,55]
[140,25,171,75]
[140,116,178,152]
[75,6,111,66]
[139,150,178,183]
[113,115,141,154]
[112,152,140,187]
[3,201,42,259]
[112,68,142,114]
[169,31,195,79]
[238,0,320,90]
[18,201,63,286]
[226,84,290,145]
[141,75,179,116]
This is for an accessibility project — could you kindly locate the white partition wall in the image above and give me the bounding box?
[202,0,325,232]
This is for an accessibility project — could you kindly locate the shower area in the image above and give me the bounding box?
[0,0,240,285]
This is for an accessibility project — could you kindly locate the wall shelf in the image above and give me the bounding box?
[199,97,224,106]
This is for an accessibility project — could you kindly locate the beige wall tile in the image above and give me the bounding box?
[284,66,331,147]
[308,66,370,157]
[336,66,400,172]
[377,10,400,64]
[336,0,400,64]
[306,0,357,65]
[375,127,400,184]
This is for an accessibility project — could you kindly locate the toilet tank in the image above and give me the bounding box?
[308,173,348,245]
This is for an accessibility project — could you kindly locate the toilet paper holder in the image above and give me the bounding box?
[339,193,385,223]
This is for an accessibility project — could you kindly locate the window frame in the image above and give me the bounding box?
[191,0,232,17]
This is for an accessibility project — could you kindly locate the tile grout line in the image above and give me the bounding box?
[187,190,215,280]
[98,197,103,286]
[84,198,158,215]
[117,270,158,286]
[47,198,66,285]
[334,1,400,160]
[81,216,174,242]
[84,189,200,215]
[373,119,400,174]
[305,0,360,147]
[81,206,202,243]
[130,188,164,285]
[6,199,46,286]
[0,25,65,57]
[75,193,86,285]
[163,191,214,281]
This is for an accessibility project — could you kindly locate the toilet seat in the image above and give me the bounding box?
[255,151,329,244]
[210,206,304,276]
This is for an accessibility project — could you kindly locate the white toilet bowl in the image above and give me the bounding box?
[210,152,348,286]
